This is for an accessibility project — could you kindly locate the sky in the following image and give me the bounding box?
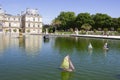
[0,0,120,24]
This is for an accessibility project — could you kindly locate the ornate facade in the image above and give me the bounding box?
[0,6,42,34]
[22,8,42,33]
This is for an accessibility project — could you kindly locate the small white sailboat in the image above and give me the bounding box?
[88,43,93,49]
[60,55,75,72]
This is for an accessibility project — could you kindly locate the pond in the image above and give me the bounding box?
[0,34,120,80]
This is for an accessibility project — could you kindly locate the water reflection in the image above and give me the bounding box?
[43,38,49,43]
[0,34,19,55]
[0,34,42,56]
[53,37,120,60]
[61,71,73,80]
[54,37,106,55]
[0,34,5,55]
[1,34,120,80]
[88,48,93,55]
[54,37,75,54]
[19,36,25,48]
[103,49,109,57]
[19,35,42,56]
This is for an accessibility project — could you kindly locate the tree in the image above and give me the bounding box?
[118,17,120,28]
[117,28,120,33]
[81,23,92,34]
[52,19,61,32]
[111,18,118,30]
[75,13,94,30]
[52,11,76,31]
[81,23,92,31]
[92,13,112,30]
[52,11,120,32]
[43,24,51,33]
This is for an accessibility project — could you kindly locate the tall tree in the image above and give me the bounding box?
[75,13,94,30]
[111,18,119,30]
[92,13,112,30]
[52,11,76,31]
[52,19,61,32]
[118,17,120,28]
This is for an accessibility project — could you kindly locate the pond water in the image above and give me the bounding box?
[0,34,120,80]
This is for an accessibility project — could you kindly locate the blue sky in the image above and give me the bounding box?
[0,0,120,24]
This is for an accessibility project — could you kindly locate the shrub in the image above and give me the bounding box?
[13,29,17,32]
[117,28,120,33]
[69,28,73,32]
[80,30,86,34]
[93,29,97,33]
[27,29,30,33]
[103,28,108,32]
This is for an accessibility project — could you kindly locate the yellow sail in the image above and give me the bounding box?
[60,55,70,70]
[60,55,75,72]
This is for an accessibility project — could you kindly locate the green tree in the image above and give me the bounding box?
[81,23,92,34]
[81,23,92,31]
[75,13,94,30]
[111,18,118,30]
[53,11,76,31]
[118,17,120,28]
[92,13,112,30]
[52,19,61,32]
[43,24,51,33]
[117,28,120,33]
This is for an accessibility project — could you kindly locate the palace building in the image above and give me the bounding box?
[0,6,42,34]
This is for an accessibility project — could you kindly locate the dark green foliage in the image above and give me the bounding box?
[52,11,76,31]
[117,28,120,33]
[81,23,92,31]
[50,12,120,33]
[92,13,112,30]
[13,29,17,32]
[75,13,94,29]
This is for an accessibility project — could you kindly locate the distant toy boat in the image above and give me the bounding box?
[103,42,109,50]
[60,55,75,72]
[88,43,93,49]
[43,35,49,39]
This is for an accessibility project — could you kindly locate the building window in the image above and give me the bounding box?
[19,18,21,21]
[35,18,38,21]
[38,25,39,27]
[33,18,35,21]
[33,24,35,27]
[9,23,11,27]
[28,23,30,27]
[8,17,10,20]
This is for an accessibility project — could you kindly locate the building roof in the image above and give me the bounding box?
[21,8,42,17]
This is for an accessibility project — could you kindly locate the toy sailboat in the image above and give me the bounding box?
[88,43,93,49]
[60,55,75,72]
[103,42,109,50]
